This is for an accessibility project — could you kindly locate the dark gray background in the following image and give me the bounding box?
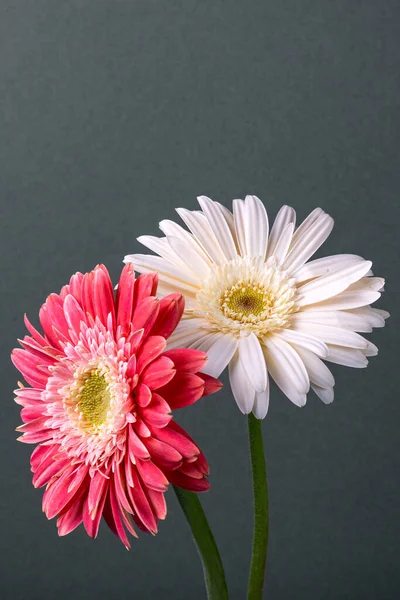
[1,1,399,598]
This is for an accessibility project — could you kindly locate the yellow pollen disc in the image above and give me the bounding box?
[221,283,273,321]
[78,370,112,427]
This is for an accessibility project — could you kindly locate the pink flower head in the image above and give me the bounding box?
[12,264,221,548]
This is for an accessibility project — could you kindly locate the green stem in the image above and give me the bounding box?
[174,485,229,600]
[174,486,229,600]
[247,414,269,600]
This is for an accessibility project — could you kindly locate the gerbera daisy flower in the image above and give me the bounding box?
[125,195,388,419]
[12,264,221,548]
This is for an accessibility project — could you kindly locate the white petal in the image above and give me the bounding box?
[233,196,269,258]
[176,208,226,263]
[263,336,309,406]
[200,333,238,378]
[243,195,269,258]
[347,277,385,292]
[159,219,213,266]
[293,346,335,388]
[290,207,324,245]
[294,254,365,283]
[167,318,208,347]
[266,205,296,258]
[336,311,373,333]
[167,328,206,350]
[137,235,188,269]
[282,212,334,273]
[197,196,238,261]
[229,351,256,414]
[362,341,378,357]
[311,384,334,404]
[347,307,388,328]
[372,308,390,320]
[296,289,381,311]
[167,235,211,279]
[124,254,200,291]
[296,260,373,307]
[232,199,248,256]
[238,333,268,392]
[174,317,209,333]
[273,328,328,357]
[325,345,368,368]
[253,383,270,419]
[156,281,197,305]
[292,322,368,349]
[291,310,373,333]
[215,202,240,254]
[272,222,295,265]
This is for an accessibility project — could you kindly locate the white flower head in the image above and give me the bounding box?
[125,195,388,419]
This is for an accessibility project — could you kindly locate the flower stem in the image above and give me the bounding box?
[174,486,229,600]
[247,414,269,600]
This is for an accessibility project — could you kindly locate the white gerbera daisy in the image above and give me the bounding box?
[125,196,388,419]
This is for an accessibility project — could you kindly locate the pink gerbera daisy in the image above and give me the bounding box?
[12,264,221,548]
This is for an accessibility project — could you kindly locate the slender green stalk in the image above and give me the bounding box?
[247,414,269,600]
[174,486,229,600]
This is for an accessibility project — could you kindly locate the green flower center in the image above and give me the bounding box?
[78,370,112,427]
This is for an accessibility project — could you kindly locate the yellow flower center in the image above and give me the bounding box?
[221,283,273,322]
[195,256,297,337]
[78,370,112,427]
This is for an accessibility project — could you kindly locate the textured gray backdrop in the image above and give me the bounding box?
[1,1,399,599]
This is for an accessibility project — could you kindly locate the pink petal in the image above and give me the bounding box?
[43,465,89,520]
[93,266,116,330]
[39,294,70,349]
[139,393,171,428]
[18,428,53,444]
[158,373,204,409]
[57,493,85,536]
[146,488,167,521]
[140,356,176,390]
[126,328,144,354]
[131,297,160,337]
[24,314,47,347]
[18,337,58,362]
[33,453,69,488]
[102,489,130,548]
[133,417,151,438]
[162,348,207,374]
[21,404,45,422]
[80,272,95,316]
[179,462,205,479]
[132,273,158,313]
[197,372,223,396]
[136,336,167,374]
[150,293,185,339]
[12,349,49,388]
[30,443,55,471]
[155,423,200,461]
[113,464,133,514]
[125,355,137,380]
[87,471,109,515]
[136,458,169,492]
[143,437,182,469]
[128,425,151,460]
[84,477,109,539]
[126,469,158,534]
[116,263,135,333]
[63,294,87,337]
[135,383,152,407]
[67,271,84,304]
[166,470,210,492]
